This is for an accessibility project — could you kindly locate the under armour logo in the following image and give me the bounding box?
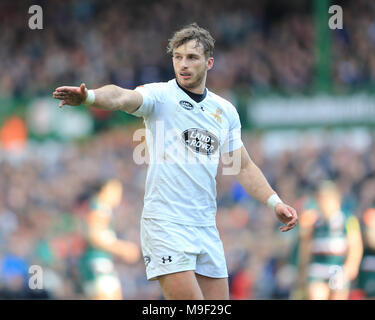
[144,256,151,267]
[162,256,172,264]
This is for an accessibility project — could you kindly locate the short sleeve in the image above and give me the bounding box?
[132,83,163,118]
[222,106,243,153]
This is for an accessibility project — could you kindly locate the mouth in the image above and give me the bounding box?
[179,72,192,80]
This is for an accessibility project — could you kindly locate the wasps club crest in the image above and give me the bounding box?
[182,128,219,156]
[210,108,222,123]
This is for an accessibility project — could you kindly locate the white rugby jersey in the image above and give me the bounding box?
[131,79,243,226]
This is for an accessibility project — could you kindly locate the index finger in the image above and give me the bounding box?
[55,86,80,92]
[286,210,298,226]
[280,208,298,230]
[280,224,296,232]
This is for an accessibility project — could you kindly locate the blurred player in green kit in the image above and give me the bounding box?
[355,208,375,299]
[295,181,363,300]
[78,179,140,299]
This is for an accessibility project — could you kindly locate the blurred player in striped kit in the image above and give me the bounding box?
[355,208,375,299]
[296,181,363,299]
[77,179,140,299]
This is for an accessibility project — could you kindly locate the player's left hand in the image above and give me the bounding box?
[275,203,298,232]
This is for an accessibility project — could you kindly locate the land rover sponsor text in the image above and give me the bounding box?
[182,128,219,155]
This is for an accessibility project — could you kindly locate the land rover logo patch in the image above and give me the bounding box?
[179,100,194,110]
[182,128,219,155]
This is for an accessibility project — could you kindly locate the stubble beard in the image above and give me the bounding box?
[177,68,206,91]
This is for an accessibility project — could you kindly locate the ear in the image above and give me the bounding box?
[207,57,214,71]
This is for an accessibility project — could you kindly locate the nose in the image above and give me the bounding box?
[181,57,188,69]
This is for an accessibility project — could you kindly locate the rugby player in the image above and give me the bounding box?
[356,208,375,299]
[78,179,140,299]
[296,181,363,300]
[53,23,298,300]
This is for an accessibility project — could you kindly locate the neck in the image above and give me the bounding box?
[321,208,339,219]
[95,195,112,209]
[176,76,206,95]
[184,85,205,95]
[176,81,203,94]
[176,79,207,103]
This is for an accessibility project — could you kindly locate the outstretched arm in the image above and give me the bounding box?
[343,216,363,281]
[87,209,140,264]
[294,209,316,298]
[53,83,143,114]
[225,145,298,232]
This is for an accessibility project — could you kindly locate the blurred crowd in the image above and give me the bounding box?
[1,0,375,99]
[1,127,375,299]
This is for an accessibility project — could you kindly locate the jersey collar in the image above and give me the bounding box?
[175,79,207,103]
